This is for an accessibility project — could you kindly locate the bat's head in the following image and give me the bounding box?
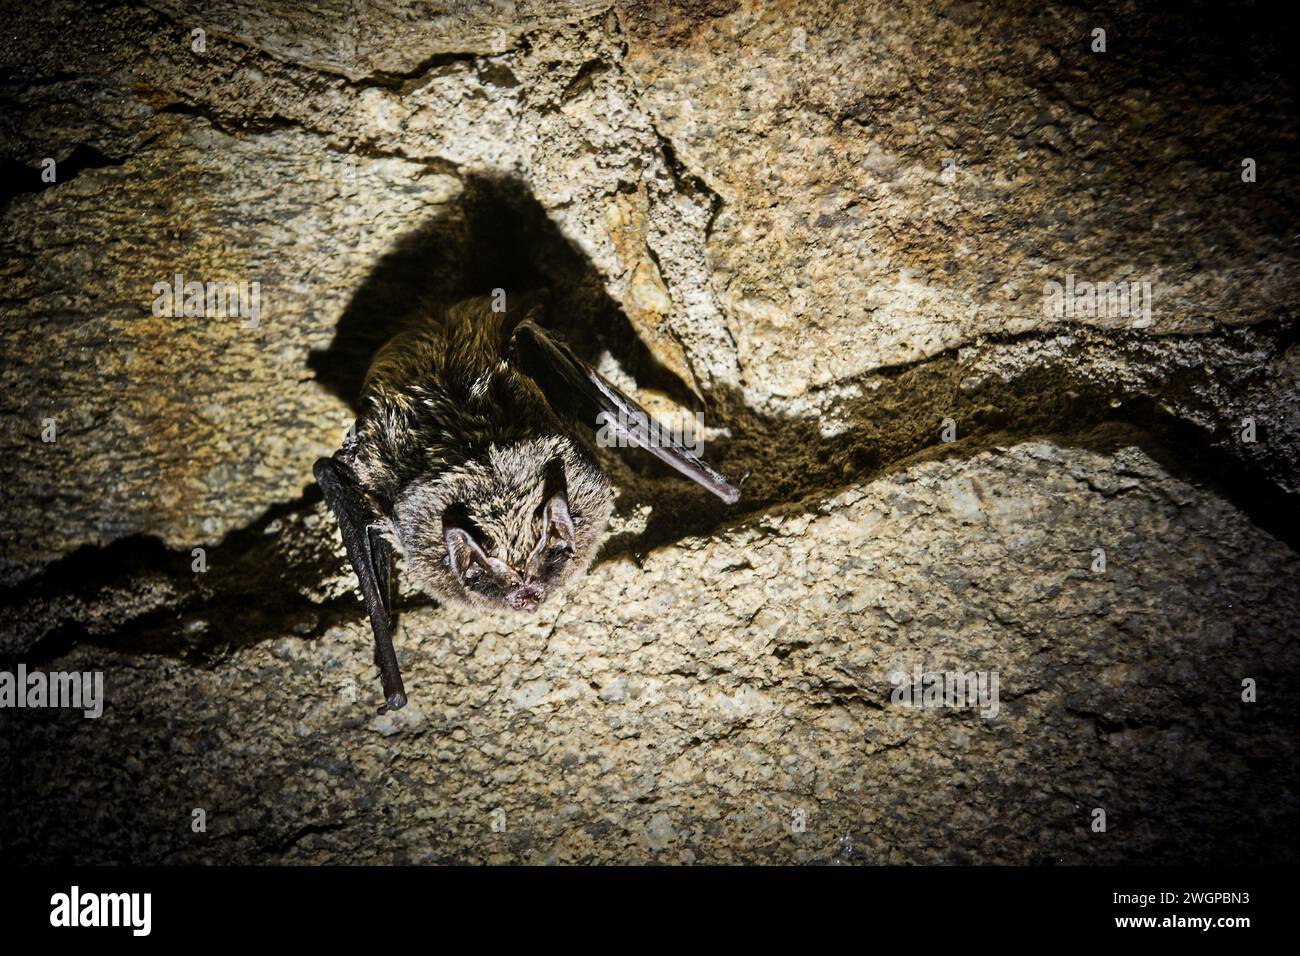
[393,436,612,612]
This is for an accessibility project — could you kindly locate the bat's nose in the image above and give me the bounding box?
[508,583,543,612]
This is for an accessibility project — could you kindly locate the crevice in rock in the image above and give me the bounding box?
[155,100,306,136]
[141,3,535,91]
[0,143,123,209]
[9,316,1296,672]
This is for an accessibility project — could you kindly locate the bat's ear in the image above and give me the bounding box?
[443,507,491,578]
[541,458,576,547]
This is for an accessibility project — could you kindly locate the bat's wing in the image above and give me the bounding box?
[510,320,741,504]
[313,454,407,711]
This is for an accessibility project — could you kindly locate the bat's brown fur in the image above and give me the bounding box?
[348,295,612,611]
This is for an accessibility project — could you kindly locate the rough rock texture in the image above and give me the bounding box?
[2,0,1297,863]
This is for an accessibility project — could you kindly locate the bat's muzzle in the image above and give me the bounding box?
[508,583,544,612]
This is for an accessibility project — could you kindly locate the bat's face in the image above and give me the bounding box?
[393,437,613,613]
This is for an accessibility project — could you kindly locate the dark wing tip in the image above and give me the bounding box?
[313,455,346,484]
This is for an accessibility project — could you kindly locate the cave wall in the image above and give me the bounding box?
[1,0,1297,863]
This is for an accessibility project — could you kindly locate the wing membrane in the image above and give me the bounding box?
[314,455,407,711]
[511,320,740,504]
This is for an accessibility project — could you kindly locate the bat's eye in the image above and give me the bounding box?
[545,542,572,570]
[461,565,499,596]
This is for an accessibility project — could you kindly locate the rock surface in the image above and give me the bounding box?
[1,0,1297,863]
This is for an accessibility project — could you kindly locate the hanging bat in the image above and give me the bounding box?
[314,292,740,712]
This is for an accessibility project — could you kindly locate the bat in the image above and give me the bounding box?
[314,292,740,711]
